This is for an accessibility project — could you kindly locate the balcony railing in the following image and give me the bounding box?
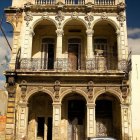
[34,0,115,5]
[35,0,56,4]
[94,0,115,5]
[16,58,127,72]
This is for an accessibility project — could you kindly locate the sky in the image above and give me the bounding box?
[0,0,140,89]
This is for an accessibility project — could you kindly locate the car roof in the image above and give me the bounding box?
[88,137,116,140]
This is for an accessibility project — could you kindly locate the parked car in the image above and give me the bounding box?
[87,137,117,140]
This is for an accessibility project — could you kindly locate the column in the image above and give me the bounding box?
[86,29,94,59]
[52,103,61,140]
[87,103,96,138]
[56,29,63,59]
[121,104,132,140]
[16,102,28,139]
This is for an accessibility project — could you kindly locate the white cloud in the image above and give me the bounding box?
[128,28,140,36]
[128,28,140,55]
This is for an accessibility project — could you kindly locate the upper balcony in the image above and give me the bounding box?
[11,0,124,7]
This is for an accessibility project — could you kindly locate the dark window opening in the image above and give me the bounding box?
[47,117,52,140]
[37,117,45,138]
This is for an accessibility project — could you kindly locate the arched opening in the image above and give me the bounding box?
[63,19,86,71]
[61,92,87,140]
[27,92,53,140]
[32,20,57,70]
[93,20,118,70]
[95,93,121,140]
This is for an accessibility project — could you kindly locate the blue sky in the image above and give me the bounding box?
[0,0,140,89]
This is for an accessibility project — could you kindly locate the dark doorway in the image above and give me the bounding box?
[47,44,54,69]
[37,117,45,138]
[96,100,113,137]
[68,100,85,125]
[47,117,52,140]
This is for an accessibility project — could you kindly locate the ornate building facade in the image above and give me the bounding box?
[4,0,132,140]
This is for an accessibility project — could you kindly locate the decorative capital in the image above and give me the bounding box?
[56,29,64,36]
[86,29,94,36]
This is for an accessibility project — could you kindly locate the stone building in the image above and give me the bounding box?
[4,0,131,140]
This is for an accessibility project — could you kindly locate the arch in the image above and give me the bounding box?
[92,18,120,31]
[26,88,54,102]
[60,88,88,103]
[62,17,88,29]
[31,17,57,31]
[94,88,122,104]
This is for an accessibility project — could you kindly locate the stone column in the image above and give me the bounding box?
[17,102,28,139]
[86,29,94,59]
[87,103,96,138]
[56,29,63,59]
[121,104,132,140]
[52,103,61,140]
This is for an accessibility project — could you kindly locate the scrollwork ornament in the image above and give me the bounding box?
[24,11,33,26]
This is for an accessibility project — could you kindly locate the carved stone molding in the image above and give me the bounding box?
[56,29,64,36]
[71,11,79,19]
[55,10,64,27]
[101,12,108,20]
[85,12,94,27]
[54,81,61,99]
[21,85,27,100]
[24,11,33,26]
[41,12,49,20]
[86,29,94,36]
[117,12,126,26]
[87,81,94,100]
[117,2,126,12]
[118,59,127,71]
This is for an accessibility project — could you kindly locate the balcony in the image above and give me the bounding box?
[34,0,115,5]
[16,58,127,73]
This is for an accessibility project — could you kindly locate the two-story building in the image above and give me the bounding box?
[4,0,131,140]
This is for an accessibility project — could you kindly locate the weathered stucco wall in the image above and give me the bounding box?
[131,55,140,140]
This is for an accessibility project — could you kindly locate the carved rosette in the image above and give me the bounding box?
[85,13,94,27]
[101,12,108,20]
[24,11,33,26]
[54,81,61,99]
[87,81,94,100]
[55,10,64,27]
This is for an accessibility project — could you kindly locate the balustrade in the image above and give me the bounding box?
[35,0,56,4]
[94,0,115,5]
[16,58,126,72]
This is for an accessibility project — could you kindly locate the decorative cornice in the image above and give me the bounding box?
[117,2,126,12]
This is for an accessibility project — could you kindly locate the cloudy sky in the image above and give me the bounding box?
[0,0,140,89]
